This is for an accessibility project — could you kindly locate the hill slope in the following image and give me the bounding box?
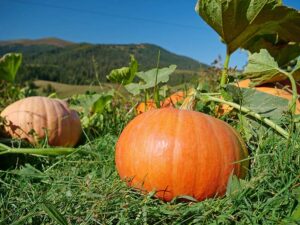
[0,38,208,85]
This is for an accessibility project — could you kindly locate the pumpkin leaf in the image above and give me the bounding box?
[124,83,142,96]
[136,65,176,86]
[243,35,300,66]
[106,55,138,85]
[195,0,300,55]
[0,53,22,82]
[91,95,113,114]
[70,92,113,115]
[243,49,296,85]
[42,202,68,225]
[226,84,289,123]
[124,65,177,95]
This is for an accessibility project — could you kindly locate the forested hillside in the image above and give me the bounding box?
[0,38,208,85]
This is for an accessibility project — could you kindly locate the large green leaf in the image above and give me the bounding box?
[243,49,284,84]
[124,65,177,95]
[243,35,300,66]
[195,0,300,55]
[244,49,300,85]
[106,55,138,85]
[227,84,290,123]
[0,53,22,82]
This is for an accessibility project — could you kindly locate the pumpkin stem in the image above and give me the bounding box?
[180,88,197,110]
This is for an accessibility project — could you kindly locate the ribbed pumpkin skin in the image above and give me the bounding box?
[1,96,81,147]
[116,108,248,202]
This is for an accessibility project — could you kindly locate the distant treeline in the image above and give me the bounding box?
[0,41,208,85]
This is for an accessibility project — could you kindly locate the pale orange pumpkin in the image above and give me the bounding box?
[1,96,82,147]
[116,107,249,202]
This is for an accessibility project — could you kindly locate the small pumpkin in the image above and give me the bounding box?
[1,96,82,147]
[161,91,185,107]
[136,99,157,115]
[136,91,186,115]
[116,107,248,202]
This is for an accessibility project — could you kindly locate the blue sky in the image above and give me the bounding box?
[0,0,300,69]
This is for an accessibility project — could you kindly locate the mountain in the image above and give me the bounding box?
[0,38,74,47]
[0,38,209,85]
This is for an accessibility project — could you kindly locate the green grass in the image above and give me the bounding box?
[0,122,299,224]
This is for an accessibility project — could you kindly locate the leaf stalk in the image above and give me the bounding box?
[220,51,231,86]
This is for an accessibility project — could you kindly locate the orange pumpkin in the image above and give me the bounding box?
[116,107,249,202]
[1,96,82,147]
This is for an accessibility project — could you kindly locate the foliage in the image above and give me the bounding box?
[195,0,300,62]
[69,91,132,138]
[244,50,300,85]
[226,84,290,123]
[125,65,177,96]
[196,0,300,85]
[0,53,36,109]
[106,55,138,85]
[0,53,22,82]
